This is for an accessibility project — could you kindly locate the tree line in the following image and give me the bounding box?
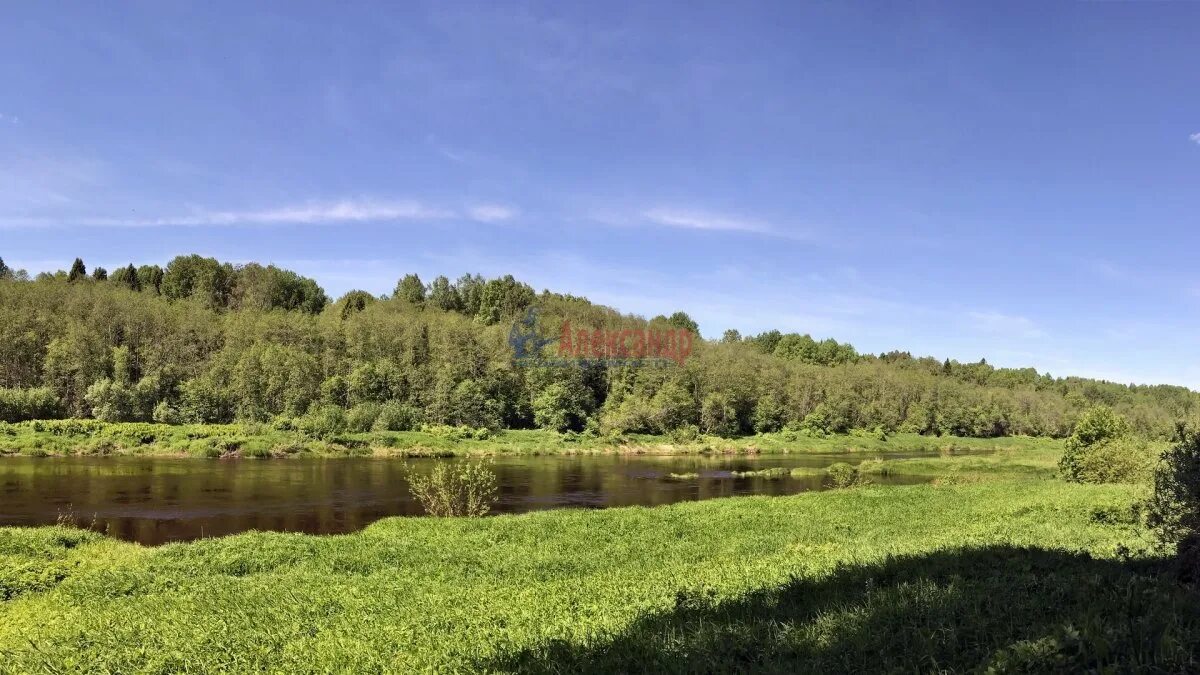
[0,254,1196,439]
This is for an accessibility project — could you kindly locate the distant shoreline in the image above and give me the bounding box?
[0,421,1060,459]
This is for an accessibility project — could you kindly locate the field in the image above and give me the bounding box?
[0,419,1062,459]
[2,459,1198,672]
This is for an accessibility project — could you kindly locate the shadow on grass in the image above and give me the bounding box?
[485,546,1200,673]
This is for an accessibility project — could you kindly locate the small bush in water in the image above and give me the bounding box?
[408,460,499,517]
[825,462,869,489]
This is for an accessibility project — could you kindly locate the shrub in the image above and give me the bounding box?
[346,402,383,433]
[668,424,700,443]
[1060,437,1150,484]
[407,460,499,517]
[825,462,869,489]
[297,405,347,439]
[420,424,491,441]
[700,392,739,438]
[152,401,182,425]
[1059,407,1145,484]
[0,387,62,423]
[531,381,591,432]
[1147,430,1200,580]
[373,400,420,432]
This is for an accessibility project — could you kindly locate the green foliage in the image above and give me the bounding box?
[230,263,327,313]
[394,273,426,305]
[406,460,498,516]
[0,253,1197,446]
[0,387,61,422]
[427,275,462,312]
[110,264,141,291]
[67,258,86,283]
[664,311,699,335]
[297,405,347,440]
[84,378,137,422]
[346,402,383,432]
[373,400,420,432]
[1067,406,1131,451]
[162,254,235,309]
[1147,430,1200,578]
[136,264,164,294]
[0,482,1191,672]
[531,380,591,432]
[825,462,869,488]
[152,400,182,425]
[1059,407,1144,484]
[337,290,375,319]
[700,392,738,437]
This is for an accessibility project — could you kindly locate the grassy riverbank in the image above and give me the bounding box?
[0,418,1061,459]
[1,478,1195,672]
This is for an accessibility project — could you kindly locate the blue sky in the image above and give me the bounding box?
[2,1,1199,386]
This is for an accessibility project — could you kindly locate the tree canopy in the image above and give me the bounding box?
[0,253,1197,439]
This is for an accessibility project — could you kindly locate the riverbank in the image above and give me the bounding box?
[1,479,1194,672]
[0,419,1062,459]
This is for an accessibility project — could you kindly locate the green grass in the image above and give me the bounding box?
[0,418,1061,459]
[1,479,1196,672]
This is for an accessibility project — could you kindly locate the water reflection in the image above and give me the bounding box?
[0,453,939,545]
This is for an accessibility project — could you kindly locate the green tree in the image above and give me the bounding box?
[67,258,87,283]
[475,275,534,325]
[532,380,592,432]
[337,290,376,319]
[136,264,164,294]
[162,255,234,308]
[1059,407,1142,483]
[111,264,141,291]
[665,311,699,335]
[1147,429,1200,580]
[91,266,108,281]
[700,392,738,437]
[394,274,426,306]
[428,275,462,312]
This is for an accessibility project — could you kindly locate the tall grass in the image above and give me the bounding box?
[0,481,1194,671]
[406,460,499,516]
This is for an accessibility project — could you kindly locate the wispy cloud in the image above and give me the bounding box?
[0,199,461,228]
[0,113,18,125]
[968,310,1045,339]
[641,207,807,240]
[467,204,518,223]
[1191,132,1200,145]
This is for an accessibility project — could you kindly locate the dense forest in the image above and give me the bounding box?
[0,254,1195,439]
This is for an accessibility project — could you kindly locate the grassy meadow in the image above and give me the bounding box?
[2,471,1198,672]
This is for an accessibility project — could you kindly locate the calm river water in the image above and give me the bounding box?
[0,453,937,545]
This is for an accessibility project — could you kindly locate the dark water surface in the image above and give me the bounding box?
[0,453,938,545]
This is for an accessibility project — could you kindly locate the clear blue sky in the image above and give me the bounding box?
[2,2,1198,386]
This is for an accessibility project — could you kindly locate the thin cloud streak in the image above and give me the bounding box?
[467,204,518,222]
[642,207,808,240]
[0,199,460,228]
